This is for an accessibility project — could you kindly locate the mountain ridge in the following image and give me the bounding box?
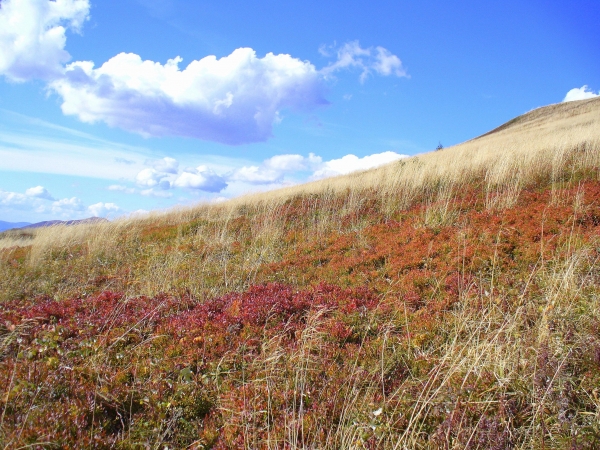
[0,216,108,233]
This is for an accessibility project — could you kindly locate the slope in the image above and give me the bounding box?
[0,98,600,448]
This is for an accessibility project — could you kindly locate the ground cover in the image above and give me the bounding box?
[2,173,600,448]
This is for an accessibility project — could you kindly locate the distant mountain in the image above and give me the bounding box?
[0,221,32,232]
[22,217,109,229]
[0,217,108,232]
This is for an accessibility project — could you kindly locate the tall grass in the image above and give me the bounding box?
[2,98,599,301]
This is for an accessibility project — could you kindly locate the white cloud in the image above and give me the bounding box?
[0,189,29,207]
[133,157,228,193]
[1,186,80,220]
[50,49,327,145]
[323,41,371,77]
[231,153,322,185]
[173,166,227,192]
[228,150,406,186]
[25,185,55,200]
[265,154,310,171]
[0,0,90,81]
[135,168,172,189]
[51,196,84,214]
[150,156,179,174]
[230,165,278,184]
[312,151,408,179]
[0,3,406,146]
[321,41,408,83]
[563,85,599,102]
[88,202,121,217]
[114,150,410,202]
[1,185,56,208]
[373,47,406,77]
[0,185,122,221]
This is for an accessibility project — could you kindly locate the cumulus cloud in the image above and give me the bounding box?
[132,157,228,193]
[51,196,84,214]
[1,185,56,206]
[49,49,327,144]
[563,85,599,102]
[1,0,407,145]
[1,0,407,147]
[149,156,179,174]
[229,151,406,186]
[173,166,227,192]
[27,196,121,219]
[199,151,408,201]
[1,186,122,220]
[110,149,410,203]
[232,153,322,184]
[312,151,408,179]
[136,168,172,190]
[0,0,90,81]
[88,202,120,217]
[321,41,408,83]
[135,157,183,190]
[25,185,55,200]
[0,189,30,207]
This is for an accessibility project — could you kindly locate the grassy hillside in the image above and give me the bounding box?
[1,97,600,448]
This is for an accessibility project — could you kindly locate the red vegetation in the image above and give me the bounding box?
[1,181,600,447]
[0,284,384,447]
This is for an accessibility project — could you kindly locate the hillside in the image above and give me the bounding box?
[1,97,600,448]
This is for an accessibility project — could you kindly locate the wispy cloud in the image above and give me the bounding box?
[108,184,136,194]
[114,157,136,165]
[0,109,151,179]
[320,41,408,83]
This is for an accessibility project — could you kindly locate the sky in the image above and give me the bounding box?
[0,0,598,223]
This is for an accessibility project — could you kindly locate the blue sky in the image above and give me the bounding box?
[0,0,598,223]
